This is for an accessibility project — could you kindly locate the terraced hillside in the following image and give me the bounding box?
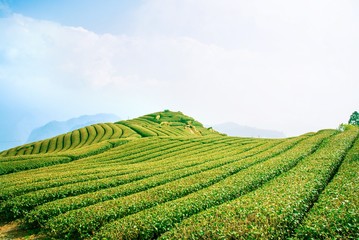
[0,111,218,174]
[0,111,358,239]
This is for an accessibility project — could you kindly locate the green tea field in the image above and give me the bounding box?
[0,111,358,239]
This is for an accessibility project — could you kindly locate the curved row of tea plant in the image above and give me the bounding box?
[23,139,279,228]
[42,134,308,238]
[0,137,265,220]
[0,137,203,185]
[294,135,359,239]
[0,136,250,194]
[0,111,220,158]
[0,156,72,175]
[0,137,244,188]
[0,123,136,157]
[159,128,358,240]
[91,130,333,240]
[0,139,130,175]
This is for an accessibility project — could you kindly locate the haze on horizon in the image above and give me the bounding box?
[0,0,358,150]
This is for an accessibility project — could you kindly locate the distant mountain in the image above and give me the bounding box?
[213,122,285,138]
[26,113,119,143]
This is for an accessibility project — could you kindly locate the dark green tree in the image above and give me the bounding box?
[348,111,359,126]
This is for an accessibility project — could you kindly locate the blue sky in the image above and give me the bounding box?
[2,0,141,34]
[0,0,358,150]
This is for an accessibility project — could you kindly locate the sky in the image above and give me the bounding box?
[0,0,358,150]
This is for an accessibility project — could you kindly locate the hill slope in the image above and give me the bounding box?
[0,111,358,240]
[1,110,219,158]
[26,113,119,143]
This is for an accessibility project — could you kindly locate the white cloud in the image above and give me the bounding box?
[0,0,358,137]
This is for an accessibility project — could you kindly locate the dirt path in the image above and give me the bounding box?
[0,221,42,240]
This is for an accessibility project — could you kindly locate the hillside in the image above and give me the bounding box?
[1,110,218,157]
[27,113,119,143]
[0,111,358,240]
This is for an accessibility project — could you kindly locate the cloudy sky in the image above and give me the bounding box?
[0,0,358,150]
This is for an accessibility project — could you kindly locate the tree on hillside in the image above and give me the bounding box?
[348,111,359,126]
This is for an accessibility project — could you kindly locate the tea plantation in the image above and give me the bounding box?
[0,111,358,239]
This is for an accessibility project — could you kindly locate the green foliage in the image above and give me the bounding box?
[24,139,265,229]
[0,111,216,158]
[119,122,158,137]
[294,137,359,239]
[160,129,358,240]
[0,156,72,175]
[348,111,359,126]
[94,131,331,240]
[0,112,357,239]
